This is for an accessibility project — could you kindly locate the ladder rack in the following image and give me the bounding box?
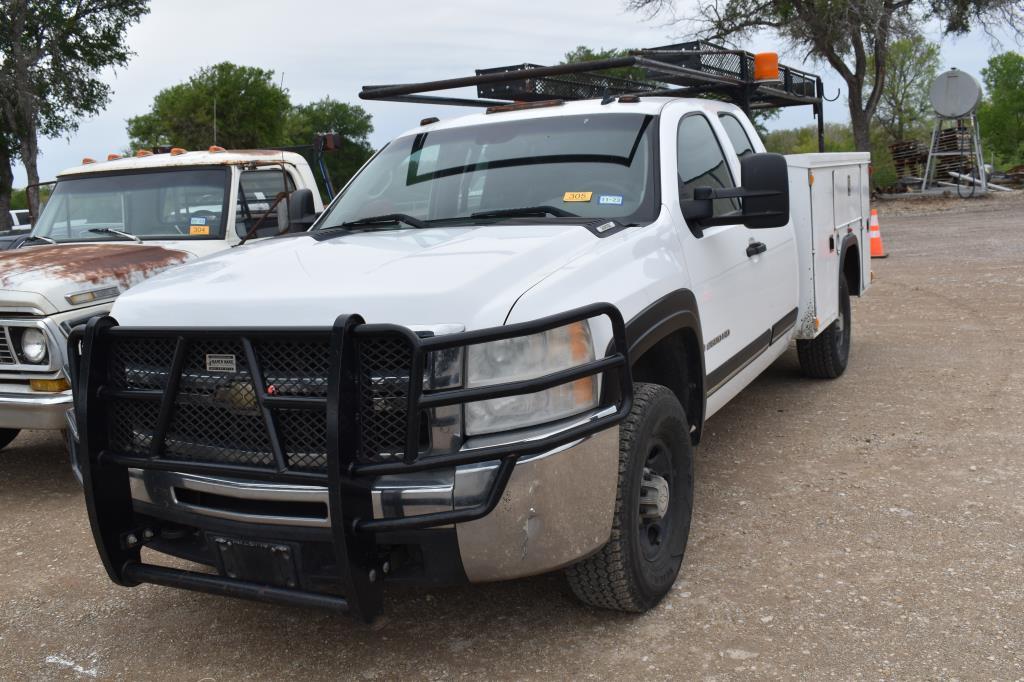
[359,41,826,151]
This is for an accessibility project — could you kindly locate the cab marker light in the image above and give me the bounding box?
[170,147,187,156]
[420,116,439,126]
[209,145,226,153]
[135,149,153,157]
[81,157,96,165]
[65,286,120,305]
[107,153,122,161]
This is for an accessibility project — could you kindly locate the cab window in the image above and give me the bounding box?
[677,114,739,219]
[718,113,755,158]
[236,168,296,237]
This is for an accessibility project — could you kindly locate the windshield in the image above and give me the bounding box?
[33,168,229,242]
[318,113,657,228]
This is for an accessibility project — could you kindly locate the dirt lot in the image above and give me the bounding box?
[2,195,1023,680]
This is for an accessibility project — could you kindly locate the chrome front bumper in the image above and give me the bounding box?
[119,427,619,583]
[0,389,73,430]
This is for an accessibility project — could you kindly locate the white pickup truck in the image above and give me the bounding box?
[0,149,322,452]
[69,52,871,622]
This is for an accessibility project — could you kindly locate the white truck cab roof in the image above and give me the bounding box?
[58,149,311,177]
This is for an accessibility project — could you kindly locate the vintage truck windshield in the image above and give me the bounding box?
[33,168,229,242]
[319,113,658,228]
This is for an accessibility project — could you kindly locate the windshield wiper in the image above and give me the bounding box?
[23,235,55,245]
[340,213,430,230]
[471,205,578,219]
[88,227,142,243]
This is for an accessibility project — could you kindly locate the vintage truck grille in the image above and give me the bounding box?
[104,333,418,472]
[0,329,15,364]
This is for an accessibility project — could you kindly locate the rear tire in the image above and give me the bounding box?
[565,383,694,612]
[0,428,19,451]
[798,276,851,379]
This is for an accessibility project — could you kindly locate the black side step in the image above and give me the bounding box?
[122,562,350,613]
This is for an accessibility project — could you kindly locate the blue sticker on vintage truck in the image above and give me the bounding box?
[599,195,623,205]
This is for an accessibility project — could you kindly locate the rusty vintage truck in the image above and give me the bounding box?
[0,148,323,452]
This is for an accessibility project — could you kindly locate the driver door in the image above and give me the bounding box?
[672,112,775,397]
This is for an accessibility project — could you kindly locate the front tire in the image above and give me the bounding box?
[0,428,19,451]
[566,383,694,612]
[797,275,852,379]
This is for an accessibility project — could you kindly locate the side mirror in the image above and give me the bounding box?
[680,152,790,230]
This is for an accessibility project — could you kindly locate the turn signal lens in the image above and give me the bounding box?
[30,378,71,393]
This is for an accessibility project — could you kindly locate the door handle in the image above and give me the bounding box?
[746,241,767,258]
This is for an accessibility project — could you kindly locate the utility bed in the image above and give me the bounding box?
[786,153,872,338]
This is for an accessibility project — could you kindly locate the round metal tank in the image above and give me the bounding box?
[929,69,983,118]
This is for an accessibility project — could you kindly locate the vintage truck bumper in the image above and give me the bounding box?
[0,388,73,430]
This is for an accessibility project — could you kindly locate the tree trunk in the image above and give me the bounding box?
[18,114,40,219]
[850,107,873,152]
[0,151,13,231]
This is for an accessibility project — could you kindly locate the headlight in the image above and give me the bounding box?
[464,320,598,435]
[20,328,48,364]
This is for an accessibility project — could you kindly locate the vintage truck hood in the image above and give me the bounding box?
[113,224,600,330]
[0,243,191,314]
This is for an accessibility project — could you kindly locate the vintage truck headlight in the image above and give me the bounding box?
[19,328,48,364]
[464,320,598,435]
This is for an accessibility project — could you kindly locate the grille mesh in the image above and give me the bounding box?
[104,333,418,471]
[358,334,415,462]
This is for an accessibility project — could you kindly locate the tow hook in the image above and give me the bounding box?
[639,468,670,520]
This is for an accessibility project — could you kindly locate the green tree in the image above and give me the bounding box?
[0,0,149,223]
[127,62,291,150]
[283,98,374,195]
[627,0,1024,151]
[868,35,941,142]
[978,51,1024,166]
[561,45,648,81]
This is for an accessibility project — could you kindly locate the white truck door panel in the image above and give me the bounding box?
[671,110,780,392]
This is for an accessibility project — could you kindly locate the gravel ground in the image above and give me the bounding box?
[2,198,1023,680]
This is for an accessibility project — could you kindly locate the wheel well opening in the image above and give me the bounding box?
[630,329,703,443]
[842,243,861,295]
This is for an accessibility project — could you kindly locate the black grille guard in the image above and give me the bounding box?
[68,302,633,621]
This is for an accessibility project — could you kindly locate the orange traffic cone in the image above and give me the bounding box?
[869,208,887,259]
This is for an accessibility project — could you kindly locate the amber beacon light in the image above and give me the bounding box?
[754,52,780,82]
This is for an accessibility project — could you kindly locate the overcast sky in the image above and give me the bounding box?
[11,0,1017,186]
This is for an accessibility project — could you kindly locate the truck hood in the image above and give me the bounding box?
[113,224,599,329]
[0,243,191,314]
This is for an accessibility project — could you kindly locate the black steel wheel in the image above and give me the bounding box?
[566,383,694,612]
[0,428,19,452]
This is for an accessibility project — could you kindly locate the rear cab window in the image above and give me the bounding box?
[717,113,755,158]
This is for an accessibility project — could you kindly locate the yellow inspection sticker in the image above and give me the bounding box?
[563,191,593,202]
[189,224,211,236]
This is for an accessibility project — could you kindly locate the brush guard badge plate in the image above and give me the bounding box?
[68,303,633,622]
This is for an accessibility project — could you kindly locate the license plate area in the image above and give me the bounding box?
[209,535,300,589]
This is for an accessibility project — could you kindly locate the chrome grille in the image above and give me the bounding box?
[0,328,14,364]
